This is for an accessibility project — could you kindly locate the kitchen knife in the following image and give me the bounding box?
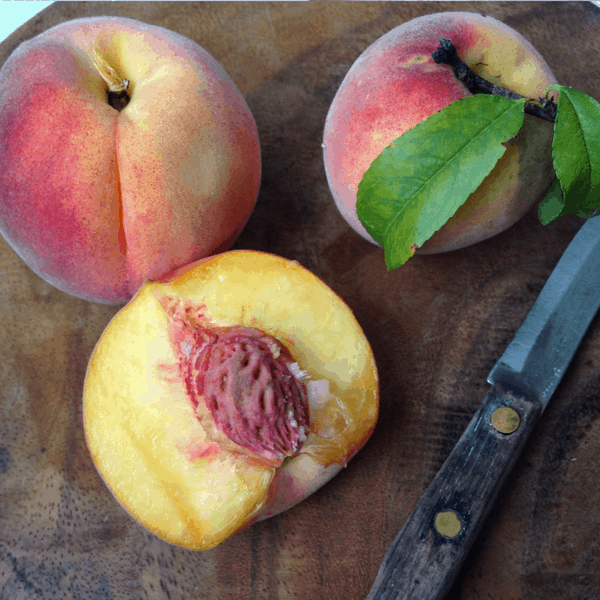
[366,215,600,600]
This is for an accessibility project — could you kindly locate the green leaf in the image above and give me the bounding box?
[542,85,600,223]
[538,178,564,225]
[356,95,526,270]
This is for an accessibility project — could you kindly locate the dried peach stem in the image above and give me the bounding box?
[93,46,130,111]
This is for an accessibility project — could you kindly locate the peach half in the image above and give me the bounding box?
[83,251,379,549]
[323,11,558,255]
[0,17,260,304]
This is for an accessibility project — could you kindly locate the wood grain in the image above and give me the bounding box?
[1,2,600,599]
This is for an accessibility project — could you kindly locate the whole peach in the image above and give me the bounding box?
[323,12,557,255]
[0,17,261,303]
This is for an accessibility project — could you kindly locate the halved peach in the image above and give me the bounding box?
[83,250,379,549]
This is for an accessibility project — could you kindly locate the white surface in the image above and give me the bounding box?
[1,1,54,44]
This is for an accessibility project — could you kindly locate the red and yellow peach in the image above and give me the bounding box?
[0,16,260,304]
[323,12,558,254]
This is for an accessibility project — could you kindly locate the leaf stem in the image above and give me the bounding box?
[432,38,557,122]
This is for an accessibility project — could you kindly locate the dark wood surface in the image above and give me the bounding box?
[1,2,600,599]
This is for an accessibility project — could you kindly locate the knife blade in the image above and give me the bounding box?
[366,215,600,600]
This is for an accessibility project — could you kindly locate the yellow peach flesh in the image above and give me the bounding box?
[83,251,378,549]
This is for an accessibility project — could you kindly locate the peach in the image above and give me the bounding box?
[323,11,558,255]
[82,250,379,549]
[0,17,260,304]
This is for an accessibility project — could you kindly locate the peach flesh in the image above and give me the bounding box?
[323,12,558,255]
[83,251,379,549]
[0,17,261,304]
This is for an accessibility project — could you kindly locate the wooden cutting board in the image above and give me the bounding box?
[1,2,600,598]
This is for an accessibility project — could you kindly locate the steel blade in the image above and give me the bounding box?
[488,215,600,408]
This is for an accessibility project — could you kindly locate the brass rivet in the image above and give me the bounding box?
[491,406,520,434]
[434,510,462,538]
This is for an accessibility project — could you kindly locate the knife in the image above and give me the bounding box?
[366,215,600,600]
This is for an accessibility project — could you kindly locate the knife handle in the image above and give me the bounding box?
[366,384,542,600]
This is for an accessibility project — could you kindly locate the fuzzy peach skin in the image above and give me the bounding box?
[323,11,558,255]
[83,251,379,550]
[0,17,261,304]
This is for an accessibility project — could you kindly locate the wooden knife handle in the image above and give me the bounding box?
[366,384,543,600]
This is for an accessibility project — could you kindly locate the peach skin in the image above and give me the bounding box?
[323,12,558,255]
[0,16,261,304]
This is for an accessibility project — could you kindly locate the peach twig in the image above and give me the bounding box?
[432,38,557,122]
